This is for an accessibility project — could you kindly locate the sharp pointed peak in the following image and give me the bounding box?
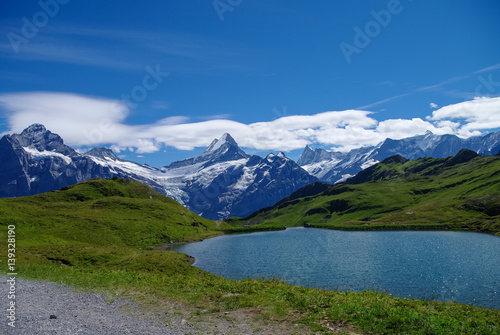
[220,132,234,140]
[204,133,238,154]
[167,133,247,169]
[216,132,236,144]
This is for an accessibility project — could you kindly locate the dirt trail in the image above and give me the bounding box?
[0,276,322,335]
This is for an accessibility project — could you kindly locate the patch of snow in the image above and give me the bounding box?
[232,164,258,191]
[88,156,157,178]
[23,147,72,165]
[192,159,248,189]
[302,159,342,179]
[205,133,230,153]
[164,162,207,177]
[266,153,276,162]
[417,131,441,151]
[336,174,353,183]
[361,159,379,170]
[88,153,251,205]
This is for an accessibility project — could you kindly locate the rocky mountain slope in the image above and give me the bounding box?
[0,124,316,219]
[3,124,499,220]
[299,130,500,184]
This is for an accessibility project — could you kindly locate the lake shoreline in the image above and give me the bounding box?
[155,225,288,250]
[305,222,500,237]
[173,227,500,310]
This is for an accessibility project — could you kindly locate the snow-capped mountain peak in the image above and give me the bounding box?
[19,123,48,139]
[296,145,344,166]
[299,130,500,184]
[204,133,236,154]
[167,133,248,169]
[11,123,76,156]
[85,147,121,161]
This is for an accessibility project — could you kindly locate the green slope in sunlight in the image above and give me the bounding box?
[228,149,500,236]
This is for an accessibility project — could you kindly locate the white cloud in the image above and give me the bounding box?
[377,118,442,139]
[428,96,500,137]
[1,92,500,155]
[430,102,439,109]
[0,91,129,144]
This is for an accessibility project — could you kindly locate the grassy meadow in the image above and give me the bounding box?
[1,175,499,334]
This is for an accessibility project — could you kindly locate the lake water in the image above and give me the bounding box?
[171,227,500,309]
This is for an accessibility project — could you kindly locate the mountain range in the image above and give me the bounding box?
[298,130,500,184]
[0,124,316,220]
[1,124,500,220]
[230,149,500,236]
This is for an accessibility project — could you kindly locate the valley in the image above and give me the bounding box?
[2,124,500,221]
[1,149,499,333]
[1,127,500,334]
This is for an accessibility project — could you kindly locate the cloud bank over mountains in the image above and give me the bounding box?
[1,91,499,154]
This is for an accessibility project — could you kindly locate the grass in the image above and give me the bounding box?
[0,177,230,249]
[1,176,500,334]
[11,259,500,334]
[229,152,500,236]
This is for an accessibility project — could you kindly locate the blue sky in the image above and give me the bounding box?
[1,0,500,166]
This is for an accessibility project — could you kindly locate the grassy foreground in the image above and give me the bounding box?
[1,178,500,334]
[10,250,500,334]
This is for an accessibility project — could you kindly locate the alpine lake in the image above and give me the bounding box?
[172,227,500,310]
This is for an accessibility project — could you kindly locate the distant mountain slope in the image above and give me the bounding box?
[231,150,500,235]
[299,131,500,184]
[0,124,126,197]
[0,124,317,220]
[4,124,498,220]
[85,132,318,219]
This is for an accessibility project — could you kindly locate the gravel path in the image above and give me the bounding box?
[0,276,195,335]
[0,276,313,335]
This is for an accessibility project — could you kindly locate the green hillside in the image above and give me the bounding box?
[0,177,233,275]
[1,175,500,334]
[228,150,500,236]
[0,177,228,249]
